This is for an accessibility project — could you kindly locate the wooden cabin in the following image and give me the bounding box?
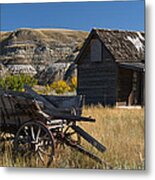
[75,28,145,106]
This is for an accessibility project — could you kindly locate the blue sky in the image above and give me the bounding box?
[1,1,145,32]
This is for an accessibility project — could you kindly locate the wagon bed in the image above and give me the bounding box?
[0,89,83,131]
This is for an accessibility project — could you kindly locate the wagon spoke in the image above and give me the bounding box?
[38,147,52,157]
[39,139,53,147]
[38,151,45,165]
[41,133,49,140]
[36,126,41,142]
[30,126,35,140]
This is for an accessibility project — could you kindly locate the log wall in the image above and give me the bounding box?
[77,63,116,105]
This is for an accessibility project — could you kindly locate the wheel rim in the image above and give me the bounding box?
[14,121,54,168]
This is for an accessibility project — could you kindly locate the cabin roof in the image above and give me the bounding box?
[75,28,145,64]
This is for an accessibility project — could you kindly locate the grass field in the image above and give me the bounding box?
[0,106,144,169]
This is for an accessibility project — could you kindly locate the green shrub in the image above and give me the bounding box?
[0,74,38,92]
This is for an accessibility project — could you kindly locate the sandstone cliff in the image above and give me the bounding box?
[0,28,88,83]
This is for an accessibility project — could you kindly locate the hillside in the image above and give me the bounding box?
[0,28,88,83]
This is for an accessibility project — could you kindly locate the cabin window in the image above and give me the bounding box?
[91,39,102,62]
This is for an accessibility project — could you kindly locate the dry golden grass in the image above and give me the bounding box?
[0,31,12,41]
[80,105,144,169]
[0,106,144,169]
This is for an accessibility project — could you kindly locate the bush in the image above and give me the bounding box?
[0,74,38,92]
[51,80,71,94]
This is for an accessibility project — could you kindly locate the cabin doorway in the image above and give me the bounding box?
[117,68,144,106]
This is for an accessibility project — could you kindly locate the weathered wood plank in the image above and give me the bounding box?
[24,85,74,116]
[43,95,83,109]
[24,85,94,122]
[79,79,116,86]
[6,95,17,122]
[78,75,116,80]
[0,96,11,122]
[78,68,116,75]
[78,62,116,69]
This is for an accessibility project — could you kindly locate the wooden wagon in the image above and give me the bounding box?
[0,85,107,168]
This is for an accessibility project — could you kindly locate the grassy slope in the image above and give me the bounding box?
[0,28,88,45]
[0,106,144,169]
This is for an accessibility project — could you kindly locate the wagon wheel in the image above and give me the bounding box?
[56,107,81,149]
[55,124,81,151]
[14,121,54,168]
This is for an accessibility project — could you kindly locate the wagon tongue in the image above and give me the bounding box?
[71,124,106,153]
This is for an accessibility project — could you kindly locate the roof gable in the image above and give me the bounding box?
[75,28,145,64]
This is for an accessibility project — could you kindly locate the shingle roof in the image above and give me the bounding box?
[95,28,145,62]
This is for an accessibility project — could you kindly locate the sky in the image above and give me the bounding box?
[0,0,145,32]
